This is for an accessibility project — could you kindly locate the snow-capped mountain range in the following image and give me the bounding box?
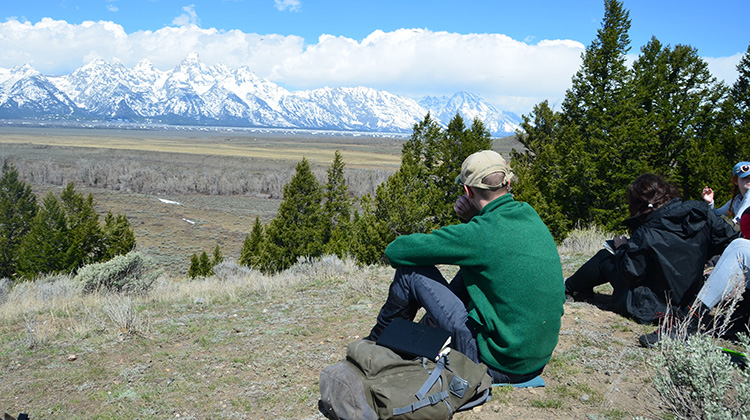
[0,53,521,136]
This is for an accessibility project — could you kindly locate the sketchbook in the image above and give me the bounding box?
[376,318,452,361]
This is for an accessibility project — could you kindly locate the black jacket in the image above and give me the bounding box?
[615,198,739,322]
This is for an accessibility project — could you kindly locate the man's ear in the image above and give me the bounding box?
[463,185,473,197]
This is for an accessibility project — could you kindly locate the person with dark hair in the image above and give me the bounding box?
[702,161,750,225]
[640,206,750,347]
[366,150,565,384]
[565,174,739,325]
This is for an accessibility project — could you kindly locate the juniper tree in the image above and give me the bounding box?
[239,217,264,269]
[101,211,136,260]
[16,192,69,279]
[259,157,323,273]
[61,183,103,270]
[322,150,352,258]
[0,163,37,279]
[632,38,727,198]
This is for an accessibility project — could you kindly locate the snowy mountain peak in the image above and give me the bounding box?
[0,55,522,136]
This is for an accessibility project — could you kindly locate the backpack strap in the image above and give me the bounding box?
[392,391,452,416]
[415,356,446,400]
[393,356,453,416]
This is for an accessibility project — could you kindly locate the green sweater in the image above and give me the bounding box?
[384,194,565,375]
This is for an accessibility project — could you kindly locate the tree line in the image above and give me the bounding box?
[511,0,750,239]
[0,163,135,280]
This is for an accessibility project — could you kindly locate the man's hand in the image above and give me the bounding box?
[702,186,714,204]
[454,194,478,221]
[613,235,628,249]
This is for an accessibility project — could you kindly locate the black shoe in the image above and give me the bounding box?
[638,304,707,348]
[638,330,664,348]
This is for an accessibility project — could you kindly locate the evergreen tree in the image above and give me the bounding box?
[511,101,571,238]
[239,217,264,268]
[0,163,37,279]
[101,211,136,260]
[211,245,223,267]
[350,196,390,266]
[16,192,69,278]
[322,150,352,257]
[512,0,639,235]
[259,158,323,272]
[632,38,726,196]
[702,44,750,203]
[198,251,211,276]
[61,183,103,271]
[188,253,201,278]
[560,0,637,230]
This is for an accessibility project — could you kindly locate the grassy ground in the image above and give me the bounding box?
[0,250,668,420]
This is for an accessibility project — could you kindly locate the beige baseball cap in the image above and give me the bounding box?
[455,150,514,189]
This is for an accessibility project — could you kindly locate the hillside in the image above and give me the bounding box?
[0,250,666,419]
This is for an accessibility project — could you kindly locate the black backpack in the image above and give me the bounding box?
[319,339,492,420]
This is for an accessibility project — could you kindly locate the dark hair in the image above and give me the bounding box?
[627,174,681,218]
[728,174,741,218]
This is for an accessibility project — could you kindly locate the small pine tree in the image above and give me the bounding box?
[61,183,103,270]
[101,211,136,259]
[259,158,324,273]
[349,112,494,264]
[239,217,264,268]
[16,192,69,279]
[211,245,223,267]
[0,163,38,279]
[198,251,211,276]
[188,253,201,278]
[322,150,352,258]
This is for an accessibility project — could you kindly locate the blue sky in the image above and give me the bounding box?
[1,0,748,114]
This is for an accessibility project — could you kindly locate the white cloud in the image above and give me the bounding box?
[0,18,742,114]
[172,4,200,27]
[106,5,119,12]
[705,54,743,86]
[274,0,301,12]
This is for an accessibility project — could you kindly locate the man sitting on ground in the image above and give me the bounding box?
[365,150,565,383]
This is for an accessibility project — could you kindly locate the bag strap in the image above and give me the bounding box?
[392,391,451,416]
[393,356,452,416]
[456,388,491,411]
[415,356,446,400]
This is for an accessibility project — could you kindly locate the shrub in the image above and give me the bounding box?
[74,251,156,293]
[103,295,147,336]
[651,333,750,419]
[557,224,610,255]
[0,277,10,305]
[649,292,750,419]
